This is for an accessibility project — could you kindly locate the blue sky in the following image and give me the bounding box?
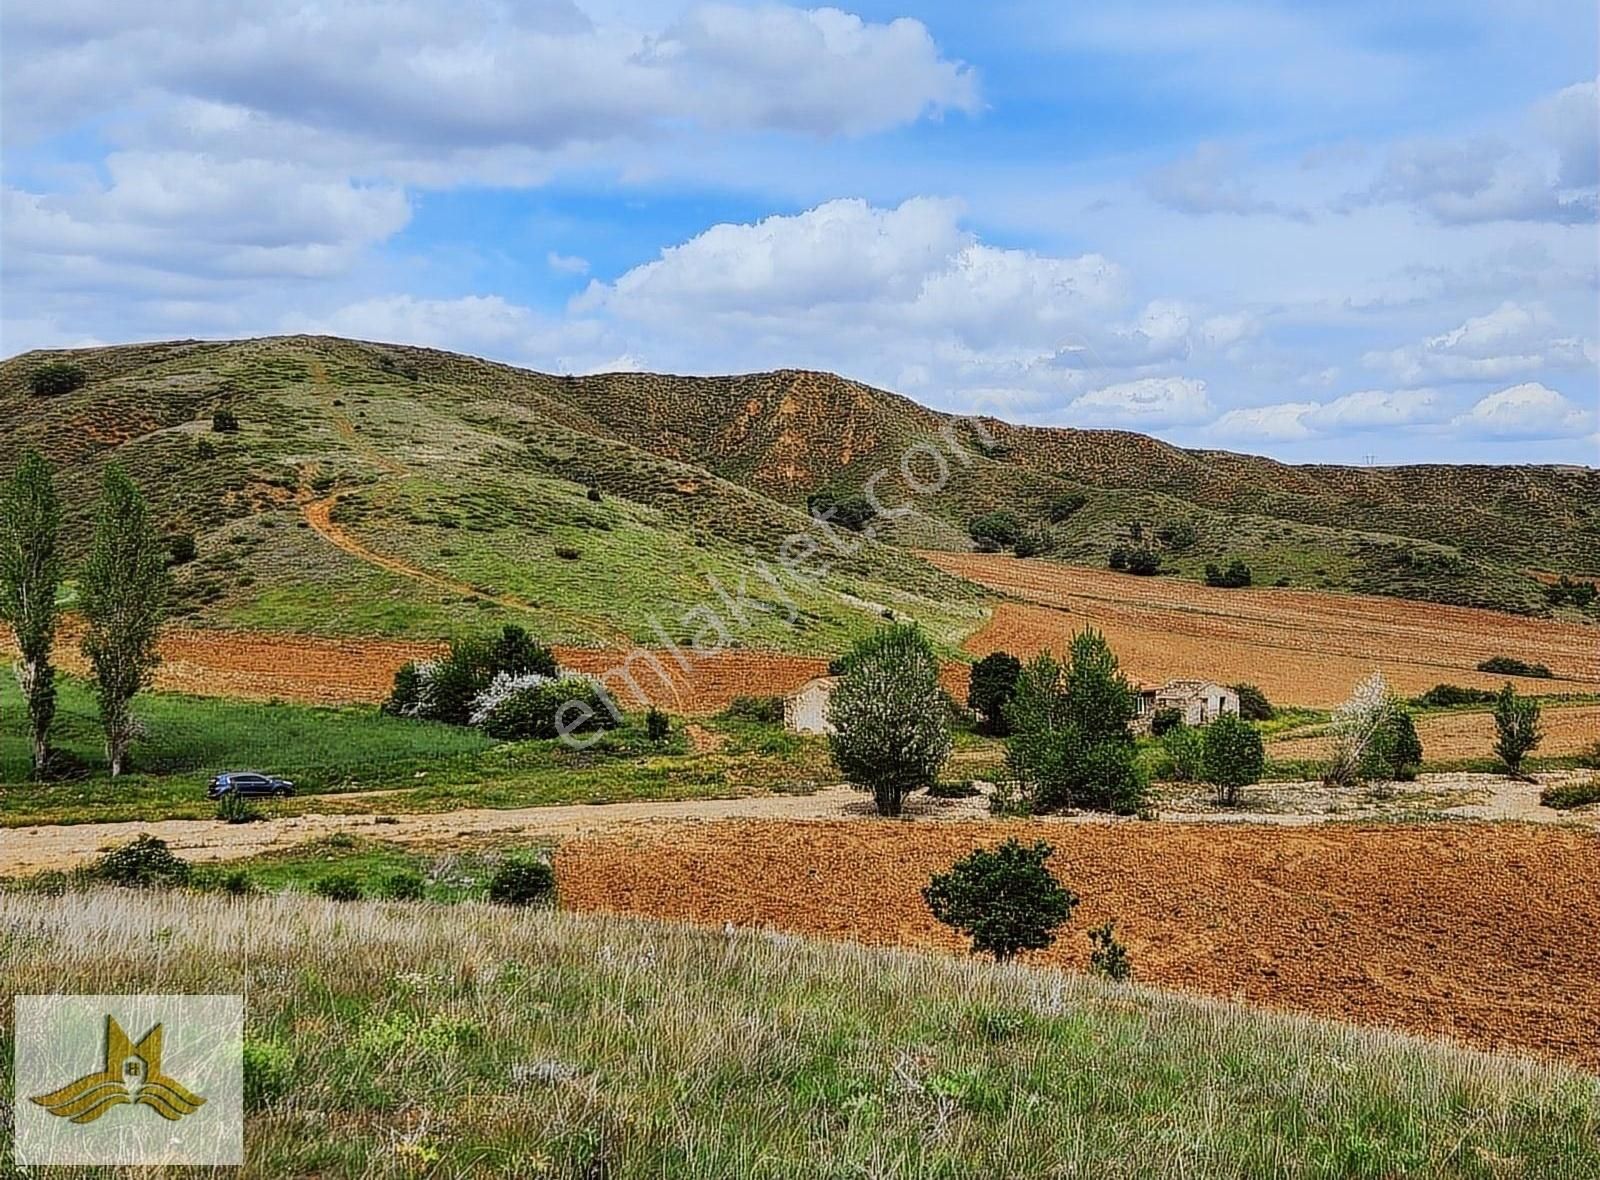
[2,0,1596,464]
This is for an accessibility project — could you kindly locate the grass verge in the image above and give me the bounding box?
[1,888,1595,1178]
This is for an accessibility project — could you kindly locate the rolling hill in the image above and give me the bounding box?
[2,336,1596,655]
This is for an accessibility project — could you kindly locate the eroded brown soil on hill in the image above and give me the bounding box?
[558,819,1600,1069]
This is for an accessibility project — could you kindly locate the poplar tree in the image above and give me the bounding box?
[80,465,168,776]
[0,451,63,774]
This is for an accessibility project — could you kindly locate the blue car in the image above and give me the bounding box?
[207,771,295,799]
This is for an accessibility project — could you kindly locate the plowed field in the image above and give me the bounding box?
[558,819,1600,1069]
[1269,704,1600,762]
[0,622,863,712]
[924,553,1600,707]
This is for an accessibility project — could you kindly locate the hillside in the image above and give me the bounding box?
[3,336,1596,640]
[0,337,985,651]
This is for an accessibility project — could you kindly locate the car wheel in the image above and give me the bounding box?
[275,787,290,798]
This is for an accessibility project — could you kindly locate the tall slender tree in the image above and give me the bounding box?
[0,451,63,774]
[80,465,169,776]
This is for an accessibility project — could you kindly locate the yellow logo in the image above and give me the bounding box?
[30,1015,207,1124]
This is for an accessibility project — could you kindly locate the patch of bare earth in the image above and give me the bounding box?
[557,818,1600,1069]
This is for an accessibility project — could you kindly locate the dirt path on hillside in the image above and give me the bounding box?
[7,772,1594,877]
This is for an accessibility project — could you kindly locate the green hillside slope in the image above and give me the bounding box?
[0,337,984,649]
[4,335,1595,630]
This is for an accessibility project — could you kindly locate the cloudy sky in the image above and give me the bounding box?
[3,1,1596,464]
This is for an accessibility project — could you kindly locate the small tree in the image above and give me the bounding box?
[79,465,169,776]
[924,839,1078,962]
[1124,548,1161,576]
[827,623,951,817]
[1378,710,1424,782]
[27,361,86,397]
[1325,672,1398,789]
[1003,631,1146,814]
[1201,713,1264,806]
[1492,684,1542,778]
[1087,920,1132,981]
[968,511,1022,551]
[488,623,557,679]
[212,408,240,433]
[967,651,1022,735]
[646,706,670,743]
[1231,683,1275,721]
[0,451,62,774]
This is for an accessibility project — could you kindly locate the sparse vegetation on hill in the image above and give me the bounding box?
[4,336,1593,627]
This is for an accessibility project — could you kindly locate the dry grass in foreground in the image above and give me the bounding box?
[1,889,1596,1178]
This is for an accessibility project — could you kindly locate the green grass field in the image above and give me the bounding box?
[0,670,834,827]
[2,887,1595,1178]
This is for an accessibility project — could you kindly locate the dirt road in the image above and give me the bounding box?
[7,772,1594,877]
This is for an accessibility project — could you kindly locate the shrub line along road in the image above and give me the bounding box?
[5,774,1595,877]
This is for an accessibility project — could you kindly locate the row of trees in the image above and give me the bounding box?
[0,453,168,777]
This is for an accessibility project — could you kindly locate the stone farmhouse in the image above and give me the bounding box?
[1135,679,1240,728]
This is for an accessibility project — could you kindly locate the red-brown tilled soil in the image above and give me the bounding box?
[557,819,1600,1069]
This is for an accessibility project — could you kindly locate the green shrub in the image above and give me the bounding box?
[1148,707,1184,737]
[1108,545,1128,571]
[1125,548,1161,576]
[216,791,262,824]
[1378,711,1424,782]
[646,706,671,743]
[924,838,1078,962]
[1011,526,1048,559]
[243,1039,295,1111]
[1415,684,1496,708]
[386,626,558,723]
[1202,714,1265,806]
[27,361,87,397]
[969,511,1022,551]
[1477,656,1553,679]
[1088,920,1132,982]
[377,869,426,901]
[967,652,1022,736]
[1155,519,1197,552]
[1544,576,1597,608]
[807,489,876,532]
[554,545,581,560]
[489,624,558,679]
[166,532,197,566]
[311,872,363,901]
[1204,560,1252,588]
[1540,779,1600,810]
[214,868,255,896]
[728,694,786,725]
[488,856,555,906]
[1048,493,1087,522]
[212,407,240,433]
[1232,683,1275,721]
[1162,725,1205,783]
[482,677,616,742]
[93,835,192,889]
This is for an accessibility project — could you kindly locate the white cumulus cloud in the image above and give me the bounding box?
[1450,382,1595,440]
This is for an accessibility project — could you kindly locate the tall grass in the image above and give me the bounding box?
[1,890,1594,1178]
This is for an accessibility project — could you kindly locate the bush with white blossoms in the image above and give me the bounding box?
[468,671,557,727]
[1324,671,1399,788]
